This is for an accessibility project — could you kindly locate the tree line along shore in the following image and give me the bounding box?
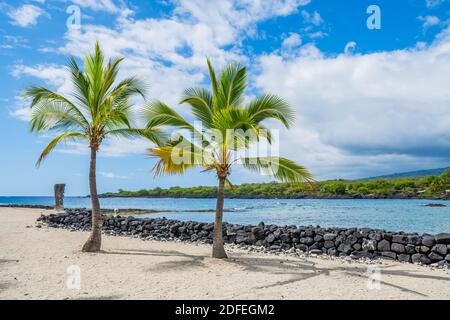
[99,170,450,200]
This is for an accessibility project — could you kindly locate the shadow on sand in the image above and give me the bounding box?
[102,248,450,298]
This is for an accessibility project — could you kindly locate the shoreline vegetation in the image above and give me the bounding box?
[99,170,450,200]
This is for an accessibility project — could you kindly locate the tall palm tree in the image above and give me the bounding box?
[145,59,313,258]
[24,42,163,252]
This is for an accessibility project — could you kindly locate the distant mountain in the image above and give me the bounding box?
[364,167,450,180]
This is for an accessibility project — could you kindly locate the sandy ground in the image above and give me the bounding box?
[0,207,449,300]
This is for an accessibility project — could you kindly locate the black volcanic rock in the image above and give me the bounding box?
[36,209,449,266]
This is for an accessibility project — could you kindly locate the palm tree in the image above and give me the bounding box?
[145,59,313,258]
[24,42,163,252]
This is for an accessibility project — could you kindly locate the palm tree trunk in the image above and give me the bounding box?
[82,147,102,252]
[212,177,227,259]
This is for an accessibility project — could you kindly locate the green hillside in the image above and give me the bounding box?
[101,169,450,200]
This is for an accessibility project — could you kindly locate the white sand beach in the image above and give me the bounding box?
[0,207,449,300]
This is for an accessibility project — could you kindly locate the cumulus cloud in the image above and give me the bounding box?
[255,26,450,179]
[13,0,450,179]
[301,10,322,26]
[71,0,119,13]
[418,15,440,29]
[10,0,312,149]
[282,33,302,49]
[7,4,47,27]
[0,35,29,49]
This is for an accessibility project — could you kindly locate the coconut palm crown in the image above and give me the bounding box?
[24,41,164,252]
[145,59,313,258]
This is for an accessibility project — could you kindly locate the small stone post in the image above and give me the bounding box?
[54,184,65,211]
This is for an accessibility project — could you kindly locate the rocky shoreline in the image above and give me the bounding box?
[37,208,450,268]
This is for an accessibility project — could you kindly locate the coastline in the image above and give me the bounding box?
[39,208,450,267]
[1,207,449,300]
[98,194,450,200]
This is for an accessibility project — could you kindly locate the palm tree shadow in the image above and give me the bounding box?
[229,254,450,297]
[0,281,13,293]
[102,248,208,270]
[109,248,450,298]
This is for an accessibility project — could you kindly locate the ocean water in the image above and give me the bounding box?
[1,196,449,234]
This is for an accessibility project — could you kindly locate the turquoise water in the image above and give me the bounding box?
[1,196,449,234]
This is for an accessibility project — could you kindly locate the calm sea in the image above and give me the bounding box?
[1,196,449,234]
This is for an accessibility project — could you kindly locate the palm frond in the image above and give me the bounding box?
[68,57,91,111]
[247,94,295,128]
[217,62,246,108]
[225,177,235,191]
[36,132,86,167]
[29,100,88,133]
[206,58,219,101]
[180,87,213,126]
[142,101,193,130]
[148,140,214,176]
[241,157,314,183]
[84,41,106,118]
[108,76,147,103]
[23,85,89,129]
[107,128,167,145]
[212,107,253,131]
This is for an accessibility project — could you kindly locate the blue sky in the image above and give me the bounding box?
[1,0,450,196]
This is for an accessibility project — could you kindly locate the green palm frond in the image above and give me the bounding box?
[100,57,124,101]
[68,57,91,110]
[108,77,147,103]
[241,157,314,184]
[36,132,86,167]
[107,128,167,145]
[142,101,193,130]
[217,62,246,108]
[103,102,133,130]
[23,85,89,129]
[212,107,253,132]
[29,100,88,133]
[206,58,219,102]
[180,87,213,126]
[247,94,295,128]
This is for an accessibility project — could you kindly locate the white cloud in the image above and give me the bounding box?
[10,64,73,121]
[0,35,29,49]
[301,10,322,26]
[11,0,312,120]
[282,33,302,49]
[71,0,119,13]
[418,15,440,29]
[7,4,47,27]
[426,0,445,8]
[255,26,450,179]
[99,171,129,179]
[17,0,450,179]
[307,31,327,39]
